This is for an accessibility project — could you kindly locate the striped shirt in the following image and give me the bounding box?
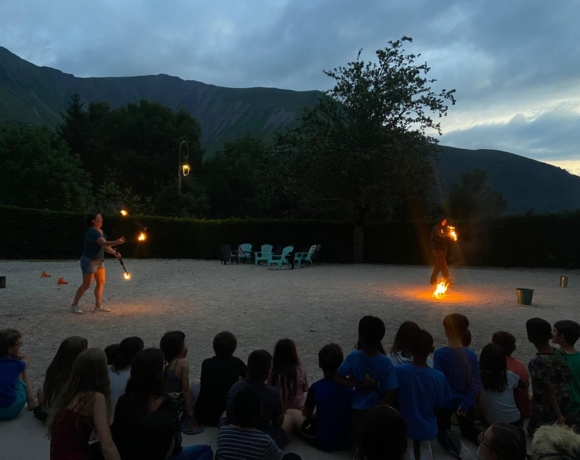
[216,419,283,460]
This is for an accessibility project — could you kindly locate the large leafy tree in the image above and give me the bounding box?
[57,96,203,198]
[447,168,507,219]
[0,125,94,211]
[202,135,282,218]
[276,37,456,262]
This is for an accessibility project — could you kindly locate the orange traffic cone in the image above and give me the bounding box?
[57,277,68,285]
[41,271,51,278]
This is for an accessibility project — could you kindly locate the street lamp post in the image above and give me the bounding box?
[177,141,191,218]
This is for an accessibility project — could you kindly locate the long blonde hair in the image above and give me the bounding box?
[47,348,110,436]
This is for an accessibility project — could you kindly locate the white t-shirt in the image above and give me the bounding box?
[108,367,131,423]
[480,370,520,424]
[387,352,434,368]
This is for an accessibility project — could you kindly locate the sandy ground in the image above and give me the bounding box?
[1,259,577,459]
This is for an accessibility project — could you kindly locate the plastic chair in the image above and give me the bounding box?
[267,246,294,270]
[220,244,238,265]
[254,244,273,266]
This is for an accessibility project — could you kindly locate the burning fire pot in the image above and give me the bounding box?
[516,288,534,305]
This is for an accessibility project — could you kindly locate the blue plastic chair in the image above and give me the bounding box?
[267,246,294,270]
[254,244,273,266]
[237,243,253,264]
[294,245,317,268]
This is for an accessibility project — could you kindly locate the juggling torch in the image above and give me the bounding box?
[116,250,131,280]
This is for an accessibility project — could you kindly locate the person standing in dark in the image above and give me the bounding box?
[430,216,453,286]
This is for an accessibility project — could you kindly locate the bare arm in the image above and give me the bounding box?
[381,389,397,407]
[96,236,125,248]
[93,393,121,460]
[334,374,377,391]
[179,361,195,418]
[547,385,565,424]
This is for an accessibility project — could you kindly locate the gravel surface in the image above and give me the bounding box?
[1,259,578,389]
[0,260,577,459]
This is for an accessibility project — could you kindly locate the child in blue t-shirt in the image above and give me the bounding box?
[395,330,451,460]
[286,343,353,451]
[434,313,481,445]
[0,328,38,420]
[335,316,399,446]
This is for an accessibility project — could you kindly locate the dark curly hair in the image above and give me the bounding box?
[318,343,343,373]
[480,343,508,392]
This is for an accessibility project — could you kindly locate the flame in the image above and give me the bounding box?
[448,226,458,241]
[120,209,128,216]
[433,281,448,298]
[124,272,131,280]
[138,232,146,241]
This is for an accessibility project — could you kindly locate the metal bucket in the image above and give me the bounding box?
[560,276,568,288]
[516,288,534,305]
[0,276,5,289]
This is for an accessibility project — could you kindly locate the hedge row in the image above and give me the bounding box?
[1,206,580,268]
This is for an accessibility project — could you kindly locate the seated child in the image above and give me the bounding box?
[434,313,481,444]
[35,336,88,422]
[335,316,398,446]
[492,331,532,418]
[227,350,293,448]
[48,349,120,459]
[0,328,38,420]
[160,330,202,434]
[195,331,247,426]
[395,330,452,460]
[218,388,287,460]
[108,336,144,423]
[526,317,573,435]
[388,321,433,368]
[552,320,580,420]
[479,343,523,426]
[286,343,353,451]
[270,339,309,411]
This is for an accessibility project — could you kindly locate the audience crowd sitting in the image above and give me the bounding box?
[2,315,580,459]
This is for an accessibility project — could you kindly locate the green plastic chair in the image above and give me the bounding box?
[237,243,253,264]
[294,245,317,268]
[268,246,294,270]
[254,244,273,266]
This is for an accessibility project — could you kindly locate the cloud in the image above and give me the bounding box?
[441,102,580,163]
[0,0,579,165]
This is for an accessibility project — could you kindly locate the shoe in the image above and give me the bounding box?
[93,306,111,313]
[70,306,83,314]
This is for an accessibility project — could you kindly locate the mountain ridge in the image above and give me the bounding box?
[1,46,580,214]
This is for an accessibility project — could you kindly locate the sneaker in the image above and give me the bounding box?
[93,306,111,313]
[70,306,84,314]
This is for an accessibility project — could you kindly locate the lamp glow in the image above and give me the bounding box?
[182,164,191,176]
[120,209,128,216]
